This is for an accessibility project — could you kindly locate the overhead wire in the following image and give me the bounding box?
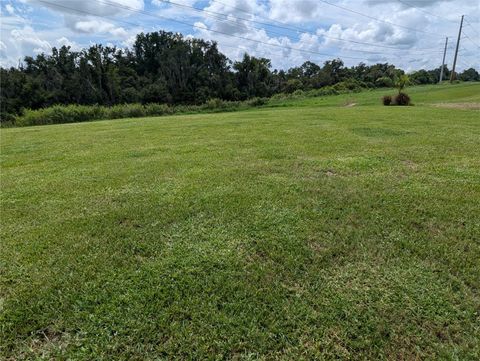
[461,32,480,49]
[464,16,480,36]
[99,0,457,61]
[92,0,447,60]
[34,0,454,67]
[35,0,373,61]
[150,0,446,54]
[316,0,450,38]
[394,0,457,23]
[150,0,399,56]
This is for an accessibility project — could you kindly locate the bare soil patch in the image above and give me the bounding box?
[432,102,480,110]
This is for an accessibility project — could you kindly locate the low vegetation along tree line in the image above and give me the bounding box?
[1,30,479,126]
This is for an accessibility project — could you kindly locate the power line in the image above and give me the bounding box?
[395,0,457,23]
[35,0,373,62]
[152,0,394,56]
[35,1,142,29]
[462,32,480,49]
[99,0,393,61]
[458,59,471,70]
[112,0,454,59]
[463,18,480,37]
[317,0,449,38]
[93,0,449,60]
[154,0,445,54]
[34,0,450,68]
[465,15,480,36]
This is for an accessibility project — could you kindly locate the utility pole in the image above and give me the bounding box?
[439,37,448,83]
[450,15,464,82]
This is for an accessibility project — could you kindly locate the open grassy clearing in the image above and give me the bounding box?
[268,82,480,108]
[1,83,479,360]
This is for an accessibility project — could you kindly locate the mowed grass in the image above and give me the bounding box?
[1,83,479,360]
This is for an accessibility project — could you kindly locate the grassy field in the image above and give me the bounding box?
[1,83,479,360]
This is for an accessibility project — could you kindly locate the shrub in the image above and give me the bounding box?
[107,104,130,120]
[394,92,411,106]
[376,77,394,88]
[247,97,268,107]
[285,79,303,94]
[291,89,305,98]
[1,111,17,126]
[334,79,366,92]
[205,98,225,110]
[13,82,355,127]
[126,104,147,118]
[270,93,289,101]
[175,104,202,114]
[16,105,107,126]
[318,87,339,96]
[382,95,392,106]
[395,74,410,94]
[145,103,173,116]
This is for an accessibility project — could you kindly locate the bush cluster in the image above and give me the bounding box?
[15,103,166,126]
[247,97,268,107]
[270,84,360,102]
[13,98,266,127]
[382,95,392,106]
[395,92,411,106]
[376,77,395,88]
[333,79,367,92]
[382,93,412,106]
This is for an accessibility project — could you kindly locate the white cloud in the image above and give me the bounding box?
[24,0,145,17]
[5,4,15,14]
[11,25,51,53]
[0,25,52,66]
[121,35,137,48]
[74,19,129,39]
[56,36,81,50]
[1,0,479,71]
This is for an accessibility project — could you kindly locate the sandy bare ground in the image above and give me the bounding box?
[432,102,480,110]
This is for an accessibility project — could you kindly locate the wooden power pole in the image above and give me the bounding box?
[450,15,464,82]
[439,37,448,83]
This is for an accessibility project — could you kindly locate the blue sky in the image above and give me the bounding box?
[1,0,479,71]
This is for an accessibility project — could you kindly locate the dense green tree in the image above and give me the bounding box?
[410,69,436,85]
[459,68,480,81]
[233,54,273,99]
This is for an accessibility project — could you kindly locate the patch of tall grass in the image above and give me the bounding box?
[12,82,366,127]
[14,99,254,127]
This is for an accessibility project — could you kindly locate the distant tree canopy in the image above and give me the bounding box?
[458,68,480,81]
[1,30,478,121]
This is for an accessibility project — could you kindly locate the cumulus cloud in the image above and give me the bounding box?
[268,0,322,23]
[1,0,479,70]
[11,25,51,53]
[23,0,144,17]
[0,24,52,66]
[20,0,143,38]
[74,19,129,38]
[56,36,81,50]
[5,4,15,14]
[368,0,455,8]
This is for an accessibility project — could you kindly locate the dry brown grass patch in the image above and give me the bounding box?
[432,102,480,110]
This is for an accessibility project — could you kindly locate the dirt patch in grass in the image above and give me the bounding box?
[343,99,357,107]
[432,102,480,110]
[402,159,418,170]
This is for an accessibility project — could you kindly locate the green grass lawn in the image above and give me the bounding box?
[1,83,479,360]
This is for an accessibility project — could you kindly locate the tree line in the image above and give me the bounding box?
[1,30,479,122]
